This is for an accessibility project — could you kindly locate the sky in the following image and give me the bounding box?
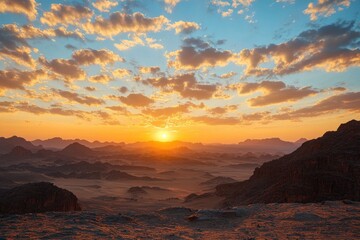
[0,0,359,143]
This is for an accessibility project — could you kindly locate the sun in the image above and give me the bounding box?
[156,130,172,142]
[161,132,168,140]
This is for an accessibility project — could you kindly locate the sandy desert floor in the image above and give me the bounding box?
[1,201,359,239]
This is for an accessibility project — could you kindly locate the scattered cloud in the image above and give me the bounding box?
[236,81,318,106]
[167,38,234,70]
[72,48,123,66]
[143,73,218,100]
[114,33,163,50]
[119,93,154,107]
[0,69,47,91]
[84,12,169,37]
[39,56,86,81]
[92,0,118,12]
[236,21,360,77]
[51,88,105,105]
[168,21,200,34]
[0,0,37,20]
[304,0,351,21]
[164,0,181,13]
[41,4,93,26]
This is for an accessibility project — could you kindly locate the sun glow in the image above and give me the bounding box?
[156,130,172,142]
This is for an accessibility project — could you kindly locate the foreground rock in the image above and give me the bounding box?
[216,119,360,206]
[0,182,81,214]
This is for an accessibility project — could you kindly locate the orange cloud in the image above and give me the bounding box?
[89,74,112,83]
[236,81,318,106]
[0,0,37,20]
[51,88,105,106]
[164,0,181,13]
[169,21,200,34]
[235,22,360,77]
[139,66,161,75]
[92,0,118,12]
[191,115,240,125]
[304,0,351,21]
[143,73,218,100]
[0,69,46,90]
[39,56,86,81]
[119,93,154,107]
[84,12,169,37]
[167,38,234,70]
[113,68,131,78]
[41,4,93,26]
[72,48,123,66]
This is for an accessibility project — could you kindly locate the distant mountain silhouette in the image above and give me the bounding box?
[2,146,33,159]
[60,142,94,157]
[0,136,42,154]
[216,120,360,206]
[237,137,304,154]
[32,137,124,150]
[0,182,81,214]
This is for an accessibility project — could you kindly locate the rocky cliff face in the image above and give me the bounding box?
[0,182,81,214]
[216,120,360,206]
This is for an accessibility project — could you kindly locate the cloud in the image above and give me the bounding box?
[167,38,234,70]
[40,4,93,26]
[84,12,169,37]
[0,69,47,90]
[72,48,123,66]
[208,105,237,115]
[92,0,118,12]
[142,102,203,117]
[0,0,37,20]
[191,115,240,125]
[164,0,180,13]
[51,88,105,105]
[113,68,131,78]
[236,81,318,106]
[39,56,86,81]
[118,86,129,93]
[168,21,200,34]
[212,71,237,79]
[236,21,360,77]
[114,33,163,51]
[85,86,96,91]
[119,93,154,107]
[0,46,35,68]
[89,74,112,83]
[139,66,161,74]
[143,73,218,100]
[210,0,255,19]
[272,92,360,120]
[304,0,351,21]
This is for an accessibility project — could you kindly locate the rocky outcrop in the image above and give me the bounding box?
[0,182,81,214]
[216,120,360,206]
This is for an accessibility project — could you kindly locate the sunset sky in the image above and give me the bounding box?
[0,0,359,143]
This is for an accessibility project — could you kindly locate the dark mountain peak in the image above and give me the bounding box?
[216,119,360,206]
[337,119,360,133]
[61,142,93,156]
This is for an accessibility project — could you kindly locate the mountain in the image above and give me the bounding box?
[32,137,124,150]
[60,142,94,157]
[215,120,360,206]
[237,137,304,154]
[0,182,81,214]
[0,136,42,154]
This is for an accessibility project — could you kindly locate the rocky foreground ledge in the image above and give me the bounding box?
[1,201,359,239]
[0,182,81,214]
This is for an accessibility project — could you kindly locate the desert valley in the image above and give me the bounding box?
[0,120,359,239]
